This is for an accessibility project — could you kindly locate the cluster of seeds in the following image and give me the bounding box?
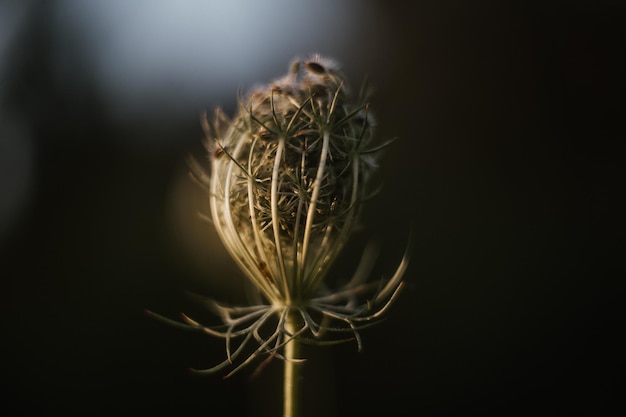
[206,55,379,304]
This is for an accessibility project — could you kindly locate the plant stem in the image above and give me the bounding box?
[284,310,301,417]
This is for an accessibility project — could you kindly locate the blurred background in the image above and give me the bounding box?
[1,0,622,416]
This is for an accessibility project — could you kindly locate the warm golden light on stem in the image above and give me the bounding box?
[284,310,302,417]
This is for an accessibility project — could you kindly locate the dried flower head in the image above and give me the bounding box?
[152,54,409,377]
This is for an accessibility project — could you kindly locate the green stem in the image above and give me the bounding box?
[284,310,301,417]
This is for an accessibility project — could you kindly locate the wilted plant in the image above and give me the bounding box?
[150,54,409,417]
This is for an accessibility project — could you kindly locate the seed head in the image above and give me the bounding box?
[207,54,380,305]
[153,55,409,376]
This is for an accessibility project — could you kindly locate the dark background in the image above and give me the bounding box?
[1,1,622,416]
